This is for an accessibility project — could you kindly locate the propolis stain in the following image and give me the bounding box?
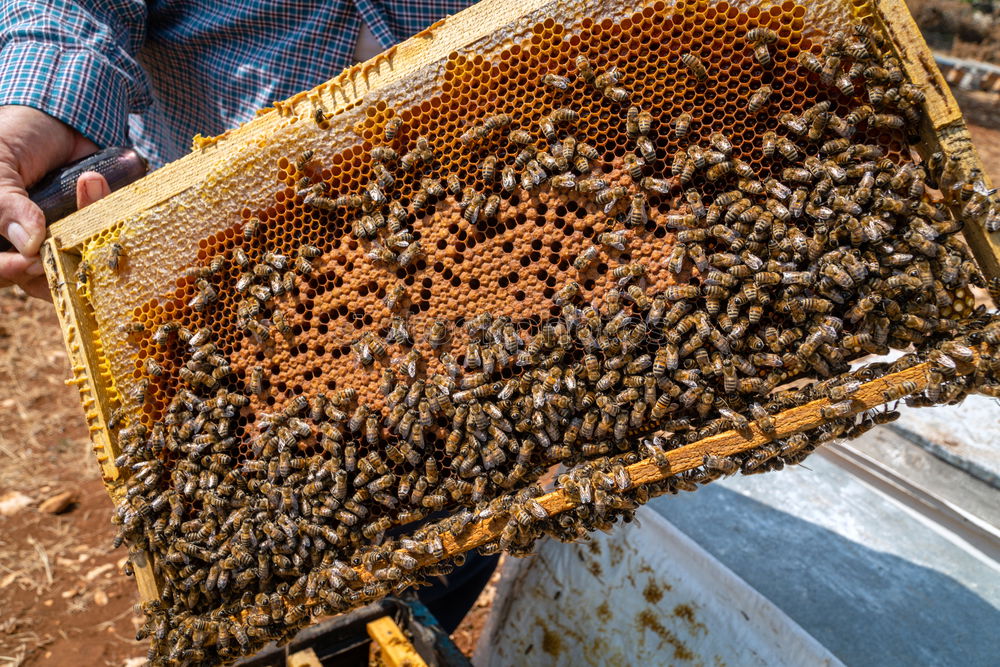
[643,579,665,604]
[637,609,695,662]
[542,625,564,657]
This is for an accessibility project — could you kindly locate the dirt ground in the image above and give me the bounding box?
[2,75,1000,667]
[0,290,145,667]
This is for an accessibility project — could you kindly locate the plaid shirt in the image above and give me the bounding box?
[0,1,476,168]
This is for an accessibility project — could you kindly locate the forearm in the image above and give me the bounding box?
[0,0,152,146]
[0,1,150,296]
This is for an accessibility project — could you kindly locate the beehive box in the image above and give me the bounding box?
[41,0,1000,663]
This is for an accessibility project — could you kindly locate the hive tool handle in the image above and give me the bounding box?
[0,146,148,252]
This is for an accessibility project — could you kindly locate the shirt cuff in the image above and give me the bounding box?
[0,40,131,147]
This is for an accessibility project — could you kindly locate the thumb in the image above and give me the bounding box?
[0,161,46,255]
[76,170,111,208]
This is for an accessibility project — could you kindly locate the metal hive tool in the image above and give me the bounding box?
[40,0,1000,664]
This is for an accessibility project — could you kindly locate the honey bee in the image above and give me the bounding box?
[753,43,771,66]
[74,259,91,288]
[551,173,577,190]
[882,380,918,403]
[685,188,706,218]
[542,72,570,90]
[828,380,861,401]
[351,335,374,367]
[664,285,699,301]
[624,152,645,180]
[106,242,125,272]
[637,109,653,135]
[289,252,316,275]
[673,112,692,139]
[576,176,608,194]
[628,193,648,228]
[427,320,449,348]
[871,113,904,130]
[554,281,580,305]
[779,112,807,136]
[900,82,925,105]
[594,66,623,90]
[335,194,366,211]
[596,185,627,213]
[623,284,649,309]
[379,284,407,313]
[384,116,402,140]
[145,357,164,377]
[345,404,369,434]
[636,135,656,162]
[604,86,629,103]
[704,454,740,475]
[576,54,595,83]
[834,73,855,96]
[623,105,641,138]
[397,240,422,267]
[820,400,854,419]
[598,230,627,250]
[573,245,600,270]
[642,176,673,194]
[400,150,422,171]
[415,135,434,162]
[462,192,485,222]
[496,165,516,193]
[844,103,875,127]
[482,194,501,220]
[295,149,313,172]
[242,215,262,242]
[370,146,399,164]
[478,155,497,182]
[297,244,321,261]
[551,107,580,124]
[798,50,823,74]
[272,309,291,336]
[659,244,685,275]
[747,27,778,43]
[680,52,707,80]
[748,85,772,113]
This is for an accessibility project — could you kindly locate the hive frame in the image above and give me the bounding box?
[40,0,1000,607]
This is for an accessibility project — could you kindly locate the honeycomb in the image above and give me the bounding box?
[57,0,1000,663]
[96,2,919,442]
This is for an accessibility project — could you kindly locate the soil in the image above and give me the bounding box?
[0,290,145,667]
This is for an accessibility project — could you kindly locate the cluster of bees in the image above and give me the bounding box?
[490,312,1000,558]
[102,14,1000,666]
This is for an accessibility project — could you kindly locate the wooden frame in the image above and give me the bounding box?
[367,616,430,667]
[869,0,1000,279]
[39,0,1000,607]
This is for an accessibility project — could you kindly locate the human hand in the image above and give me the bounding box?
[0,105,109,299]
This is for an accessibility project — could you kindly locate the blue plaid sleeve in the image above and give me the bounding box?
[0,1,481,166]
[381,1,480,44]
[0,0,152,148]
